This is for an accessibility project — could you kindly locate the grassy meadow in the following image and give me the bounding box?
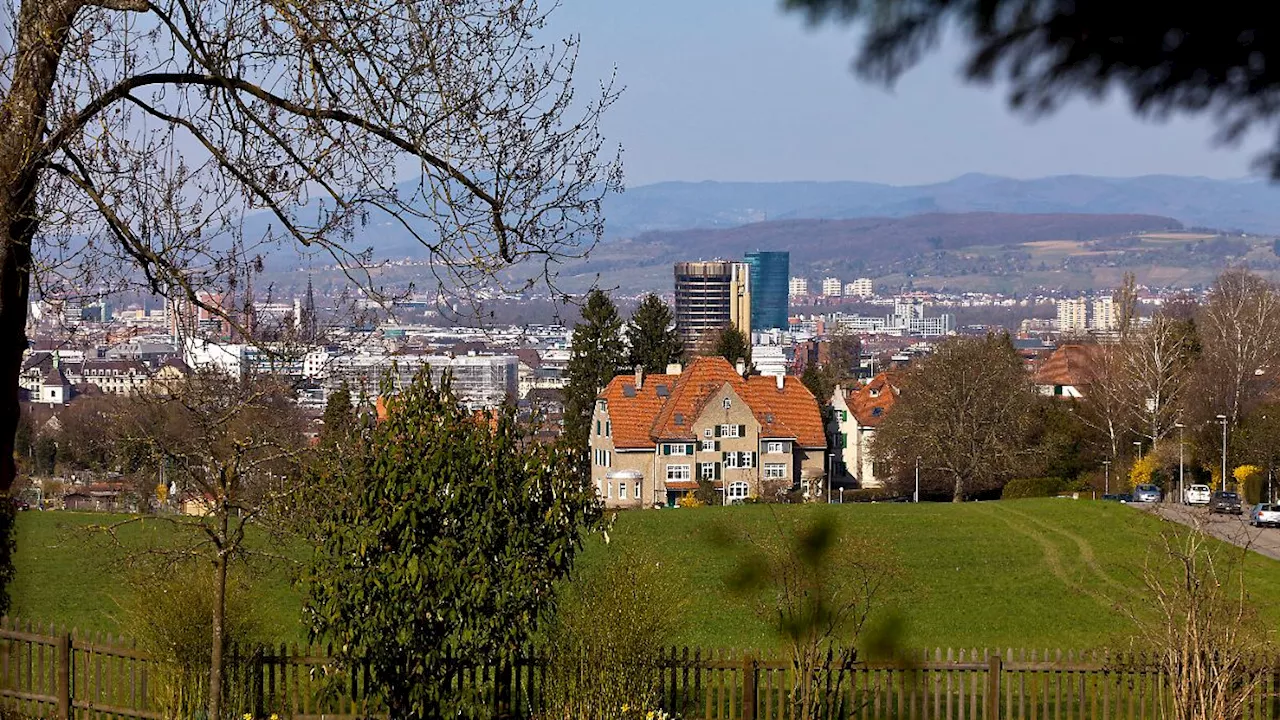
[13,499,1280,650]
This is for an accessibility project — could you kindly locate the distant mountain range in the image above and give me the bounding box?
[600,174,1280,238]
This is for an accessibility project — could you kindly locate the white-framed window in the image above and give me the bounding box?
[724,453,740,469]
[593,449,611,467]
[607,481,613,498]
[701,439,716,452]
[666,464,691,481]
[618,481,628,500]
[704,428,713,438]
[742,452,755,468]
[765,441,787,454]
[722,397,732,410]
[665,443,692,456]
[719,424,740,438]
[727,481,750,504]
[699,462,717,480]
[764,463,787,479]
[605,420,611,437]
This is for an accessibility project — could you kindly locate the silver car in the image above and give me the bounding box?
[1250,503,1280,528]
[1133,484,1162,503]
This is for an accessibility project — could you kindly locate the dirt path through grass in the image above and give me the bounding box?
[973,504,1119,607]
[998,505,1136,598]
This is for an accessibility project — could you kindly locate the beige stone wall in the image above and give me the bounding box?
[604,451,654,509]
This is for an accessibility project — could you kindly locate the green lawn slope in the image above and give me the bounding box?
[12,499,1280,650]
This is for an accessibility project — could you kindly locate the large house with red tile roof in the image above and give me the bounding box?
[829,371,901,489]
[589,356,827,508]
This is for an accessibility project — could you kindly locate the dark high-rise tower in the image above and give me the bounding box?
[744,251,789,332]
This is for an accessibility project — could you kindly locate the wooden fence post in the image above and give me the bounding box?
[987,653,1001,720]
[742,655,757,720]
[56,632,71,720]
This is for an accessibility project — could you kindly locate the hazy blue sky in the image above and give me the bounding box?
[551,0,1270,187]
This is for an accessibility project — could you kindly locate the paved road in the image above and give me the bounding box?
[1145,503,1280,562]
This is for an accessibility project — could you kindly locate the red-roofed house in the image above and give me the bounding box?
[830,372,901,489]
[1032,344,1102,399]
[590,356,827,508]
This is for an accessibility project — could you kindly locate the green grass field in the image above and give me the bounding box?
[13,500,1280,650]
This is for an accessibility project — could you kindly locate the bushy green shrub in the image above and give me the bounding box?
[119,563,264,720]
[542,549,684,720]
[1001,477,1066,500]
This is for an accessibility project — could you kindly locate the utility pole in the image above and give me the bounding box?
[1217,414,1229,492]
[1175,422,1185,504]
[1102,460,1111,495]
[914,455,921,503]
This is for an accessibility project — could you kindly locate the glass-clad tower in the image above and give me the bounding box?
[744,251,789,332]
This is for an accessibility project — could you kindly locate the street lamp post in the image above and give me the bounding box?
[914,456,921,503]
[1175,422,1185,504]
[1133,440,1143,459]
[1217,414,1229,492]
[1102,460,1111,495]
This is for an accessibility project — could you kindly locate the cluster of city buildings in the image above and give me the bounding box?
[786,276,876,299]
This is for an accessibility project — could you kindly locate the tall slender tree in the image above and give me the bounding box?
[563,289,626,456]
[625,294,683,374]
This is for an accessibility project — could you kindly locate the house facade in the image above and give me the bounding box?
[589,356,826,508]
[830,371,900,489]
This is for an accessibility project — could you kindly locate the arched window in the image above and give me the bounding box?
[727,481,750,504]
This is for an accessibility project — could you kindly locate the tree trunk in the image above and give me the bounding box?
[0,0,80,615]
[209,516,229,720]
[952,476,965,502]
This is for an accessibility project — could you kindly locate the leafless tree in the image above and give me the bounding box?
[1119,315,1194,445]
[871,334,1039,501]
[1196,269,1280,427]
[0,0,621,540]
[1127,516,1272,720]
[101,367,308,720]
[1074,341,1132,463]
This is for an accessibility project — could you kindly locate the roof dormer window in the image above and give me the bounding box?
[722,397,731,410]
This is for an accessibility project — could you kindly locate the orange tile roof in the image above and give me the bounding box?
[599,372,675,449]
[600,357,827,449]
[746,375,825,447]
[651,357,754,441]
[845,371,900,427]
[1032,344,1101,388]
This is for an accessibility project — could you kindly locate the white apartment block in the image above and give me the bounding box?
[846,278,875,298]
[788,277,809,297]
[1091,296,1119,331]
[1056,298,1089,333]
[821,277,843,297]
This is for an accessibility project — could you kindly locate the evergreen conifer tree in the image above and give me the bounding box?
[625,294,683,374]
[564,290,626,456]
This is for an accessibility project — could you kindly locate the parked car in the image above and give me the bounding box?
[1133,484,1162,503]
[1184,484,1212,505]
[1102,493,1134,503]
[1209,491,1243,515]
[1250,503,1280,528]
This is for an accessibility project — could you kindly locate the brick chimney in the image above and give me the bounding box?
[666,362,682,375]
[735,359,746,377]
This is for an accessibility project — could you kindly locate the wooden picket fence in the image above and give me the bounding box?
[2,621,1280,719]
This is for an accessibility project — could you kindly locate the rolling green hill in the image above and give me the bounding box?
[13,500,1280,649]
